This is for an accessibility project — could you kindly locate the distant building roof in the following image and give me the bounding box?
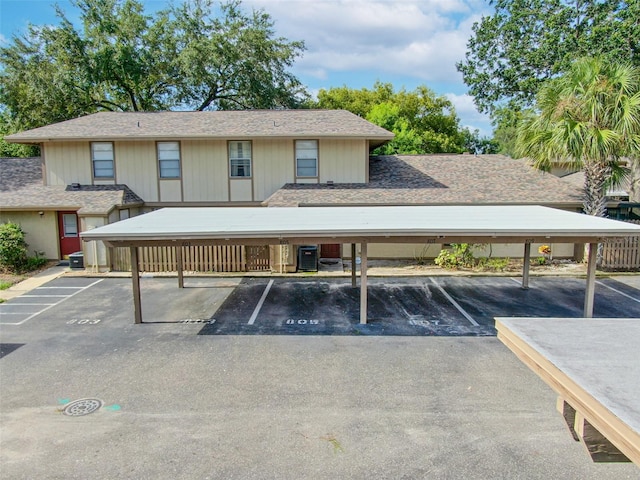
[561,171,629,198]
[264,154,585,207]
[0,157,143,215]
[4,110,394,145]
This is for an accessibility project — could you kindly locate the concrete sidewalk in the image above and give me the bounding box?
[0,265,68,301]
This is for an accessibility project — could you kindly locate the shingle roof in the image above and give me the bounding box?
[561,171,629,198]
[4,110,395,144]
[264,154,585,207]
[0,157,144,215]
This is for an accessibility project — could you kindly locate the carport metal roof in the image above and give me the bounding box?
[81,205,640,324]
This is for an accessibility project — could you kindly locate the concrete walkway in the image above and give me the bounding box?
[0,265,68,301]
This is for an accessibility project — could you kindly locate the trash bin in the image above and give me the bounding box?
[297,246,318,272]
[69,251,84,269]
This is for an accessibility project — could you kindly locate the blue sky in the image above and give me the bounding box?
[0,0,493,135]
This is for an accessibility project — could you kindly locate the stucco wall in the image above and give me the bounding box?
[342,242,576,260]
[0,211,59,259]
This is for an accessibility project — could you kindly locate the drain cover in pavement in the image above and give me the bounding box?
[62,398,103,416]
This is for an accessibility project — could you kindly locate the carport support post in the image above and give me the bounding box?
[130,246,142,324]
[176,246,184,289]
[584,242,598,318]
[522,242,531,289]
[360,241,368,324]
[351,243,357,287]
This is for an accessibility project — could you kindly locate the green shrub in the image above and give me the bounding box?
[0,222,28,272]
[25,251,48,271]
[477,257,510,272]
[434,243,476,269]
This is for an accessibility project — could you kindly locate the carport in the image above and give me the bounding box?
[81,205,640,324]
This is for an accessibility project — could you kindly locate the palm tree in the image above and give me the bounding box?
[517,57,640,218]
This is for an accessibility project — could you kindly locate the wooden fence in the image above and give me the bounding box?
[600,220,640,271]
[111,245,270,273]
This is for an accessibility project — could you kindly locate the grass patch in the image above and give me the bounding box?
[0,281,12,290]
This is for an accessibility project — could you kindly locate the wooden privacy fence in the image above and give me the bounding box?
[111,245,270,273]
[600,220,640,271]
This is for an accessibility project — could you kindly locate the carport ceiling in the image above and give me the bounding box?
[81,205,640,247]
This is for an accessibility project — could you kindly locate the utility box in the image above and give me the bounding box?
[69,251,84,269]
[297,246,318,272]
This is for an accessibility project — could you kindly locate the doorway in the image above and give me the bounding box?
[57,211,80,259]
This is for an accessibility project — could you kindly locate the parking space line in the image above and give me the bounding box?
[509,277,522,285]
[3,303,57,306]
[596,280,640,304]
[35,286,86,289]
[0,279,104,326]
[22,295,69,297]
[248,279,274,325]
[429,278,479,326]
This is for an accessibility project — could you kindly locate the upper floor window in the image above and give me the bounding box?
[157,142,181,179]
[296,140,318,177]
[229,141,251,177]
[91,142,114,178]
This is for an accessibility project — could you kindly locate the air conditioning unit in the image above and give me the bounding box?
[297,246,318,272]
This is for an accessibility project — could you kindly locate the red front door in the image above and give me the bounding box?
[58,211,81,258]
[320,244,341,259]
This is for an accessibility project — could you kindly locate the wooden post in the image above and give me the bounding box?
[176,246,184,289]
[360,241,368,324]
[351,243,357,288]
[584,242,598,318]
[522,242,531,289]
[130,246,142,324]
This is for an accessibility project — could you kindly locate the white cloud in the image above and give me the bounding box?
[245,0,490,85]
[243,0,494,134]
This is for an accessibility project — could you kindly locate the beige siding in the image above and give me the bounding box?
[0,211,59,259]
[44,142,91,185]
[319,139,366,183]
[114,141,158,201]
[229,179,253,201]
[81,216,108,268]
[182,140,229,202]
[159,180,182,202]
[253,139,294,201]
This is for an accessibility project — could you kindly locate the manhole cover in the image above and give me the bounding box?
[62,398,103,416]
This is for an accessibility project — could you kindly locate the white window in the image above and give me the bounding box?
[229,141,251,177]
[296,140,318,177]
[62,214,78,237]
[157,142,181,178]
[91,142,114,178]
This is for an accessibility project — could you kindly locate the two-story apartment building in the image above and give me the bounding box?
[2,109,586,271]
[2,110,394,269]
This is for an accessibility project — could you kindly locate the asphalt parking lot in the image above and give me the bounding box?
[1,274,639,479]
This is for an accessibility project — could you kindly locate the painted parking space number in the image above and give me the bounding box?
[67,318,101,325]
[286,319,320,325]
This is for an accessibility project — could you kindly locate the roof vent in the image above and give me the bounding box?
[71,183,81,190]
